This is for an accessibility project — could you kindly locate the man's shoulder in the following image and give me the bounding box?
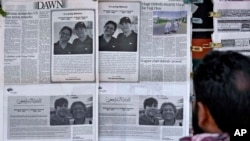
[73,38,80,44]
[180,133,229,141]
[117,33,124,38]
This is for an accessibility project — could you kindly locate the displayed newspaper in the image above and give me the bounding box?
[98,1,140,82]
[212,33,250,58]
[3,84,97,141]
[2,0,98,84]
[99,83,189,141]
[212,32,250,51]
[139,0,191,82]
[98,0,191,82]
[213,1,250,33]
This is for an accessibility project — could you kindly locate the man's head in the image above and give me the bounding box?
[104,20,117,36]
[54,98,68,118]
[143,97,158,118]
[74,22,87,38]
[160,102,177,121]
[193,51,250,135]
[119,17,132,33]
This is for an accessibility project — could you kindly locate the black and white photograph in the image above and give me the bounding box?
[139,95,183,126]
[99,15,138,52]
[53,21,93,55]
[50,95,93,126]
[153,11,187,35]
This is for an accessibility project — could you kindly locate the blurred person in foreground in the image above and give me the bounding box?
[139,97,159,125]
[180,51,250,141]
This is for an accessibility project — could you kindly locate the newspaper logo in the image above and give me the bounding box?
[34,0,65,9]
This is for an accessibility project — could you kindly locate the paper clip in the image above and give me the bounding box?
[209,12,221,18]
[183,0,203,4]
[209,42,222,48]
[191,46,203,52]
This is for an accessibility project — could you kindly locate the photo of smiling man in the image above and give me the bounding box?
[139,97,159,125]
[50,97,70,126]
[70,101,91,125]
[117,17,137,52]
[160,102,182,126]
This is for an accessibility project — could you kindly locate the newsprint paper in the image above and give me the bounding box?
[213,1,250,33]
[99,0,191,83]
[0,0,98,141]
[99,0,191,141]
[3,84,97,141]
[0,0,192,141]
[2,0,98,84]
[212,32,250,52]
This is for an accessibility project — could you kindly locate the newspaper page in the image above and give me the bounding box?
[212,32,250,57]
[99,83,189,141]
[98,0,191,140]
[3,84,97,141]
[98,1,140,82]
[213,1,250,33]
[140,0,191,82]
[99,0,191,83]
[2,0,98,84]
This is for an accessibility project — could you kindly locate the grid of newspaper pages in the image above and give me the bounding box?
[0,0,192,141]
[212,0,250,56]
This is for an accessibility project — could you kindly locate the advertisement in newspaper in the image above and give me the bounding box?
[98,1,140,82]
[4,84,97,141]
[99,83,189,141]
[213,1,250,33]
[51,9,96,82]
[3,0,97,84]
[140,0,191,82]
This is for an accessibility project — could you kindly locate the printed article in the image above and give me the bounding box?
[51,9,96,82]
[212,33,250,58]
[213,1,250,33]
[139,0,191,82]
[99,83,189,141]
[3,84,97,141]
[3,0,97,84]
[99,1,140,82]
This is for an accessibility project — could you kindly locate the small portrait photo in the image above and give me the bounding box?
[99,15,138,52]
[139,96,183,126]
[53,21,93,55]
[153,11,187,35]
[50,95,93,126]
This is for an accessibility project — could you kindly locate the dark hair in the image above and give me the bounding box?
[104,20,117,31]
[70,101,86,114]
[54,98,68,109]
[60,26,72,36]
[193,50,250,135]
[119,17,131,24]
[160,102,177,114]
[74,22,86,29]
[143,97,158,109]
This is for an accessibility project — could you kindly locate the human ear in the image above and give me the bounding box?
[197,102,222,133]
